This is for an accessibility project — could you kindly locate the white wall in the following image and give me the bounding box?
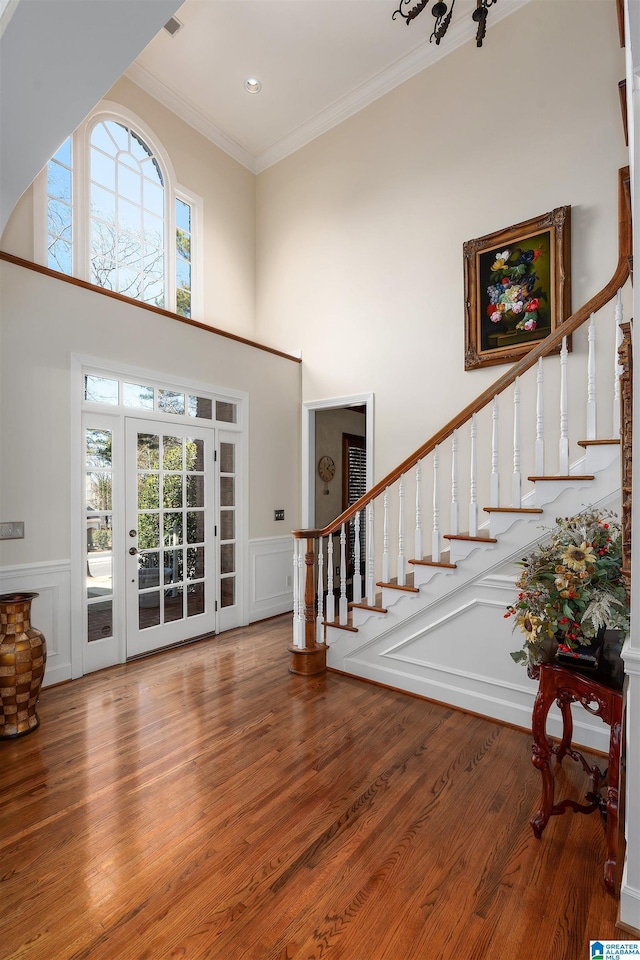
[255,0,628,482]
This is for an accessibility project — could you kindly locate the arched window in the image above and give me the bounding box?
[89,120,165,305]
[40,104,199,319]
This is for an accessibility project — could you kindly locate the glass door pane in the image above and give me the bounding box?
[126,418,215,657]
[217,435,239,632]
[85,427,114,643]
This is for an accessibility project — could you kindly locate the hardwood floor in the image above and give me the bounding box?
[0,615,634,959]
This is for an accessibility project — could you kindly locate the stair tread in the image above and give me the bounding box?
[323,616,358,632]
[443,532,497,543]
[483,507,543,514]
[376,572,419,592]
[409,553,457,568]
[577,438,620,447]
[350,599,388,613]
[528,475,595,481]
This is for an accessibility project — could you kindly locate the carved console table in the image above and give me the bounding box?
[529,661,623,896]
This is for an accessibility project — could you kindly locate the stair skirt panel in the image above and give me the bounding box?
[327,466,622,754]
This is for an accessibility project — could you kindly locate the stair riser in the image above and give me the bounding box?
[488,511,541,538]
[533,477,597,508]
[381,586,418,609]
[411,565,457,589]
[351,607,387,628]
[583,444,621,473]
[447,539,497,564]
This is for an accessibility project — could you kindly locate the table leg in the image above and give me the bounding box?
[530,678,555,838]
[556,695,573,762]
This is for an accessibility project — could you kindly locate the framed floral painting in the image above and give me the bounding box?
[463,206,571,370]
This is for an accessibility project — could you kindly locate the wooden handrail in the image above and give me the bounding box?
[0,250,302,364]
[295,166,632,540]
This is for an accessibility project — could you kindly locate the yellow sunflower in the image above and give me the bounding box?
[561,542,596,571]
[516,612,543,644]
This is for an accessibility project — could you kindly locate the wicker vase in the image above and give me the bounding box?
[0,592,46,738]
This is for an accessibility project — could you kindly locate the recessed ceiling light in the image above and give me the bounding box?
[244,78,262,95]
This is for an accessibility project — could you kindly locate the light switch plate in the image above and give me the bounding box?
[274,509,285,521]
[0,521,25,540]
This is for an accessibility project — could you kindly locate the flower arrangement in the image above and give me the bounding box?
[506,509,629,667]
[486,245,546,333]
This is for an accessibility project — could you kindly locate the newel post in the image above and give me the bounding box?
[288,536,327,676]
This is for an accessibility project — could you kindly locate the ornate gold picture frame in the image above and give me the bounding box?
[464,206,571,371]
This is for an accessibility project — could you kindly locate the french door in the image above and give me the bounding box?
[125,418,216,657]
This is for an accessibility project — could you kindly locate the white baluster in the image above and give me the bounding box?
[339,523,348,625]
[316,537,324,645]
[367,502,375,606]
[613,289,623,438]
[353,511,362,604]
[469,414,478,537]
[450,429,459,536]
[559,335,569,474]
[490,396,499,507]
[382,488,390,583]
[397,476,406,586]
[535,358,545,475]
[587,312,597,441]
[512,376,521,508]
[326,534,335,624]
[432,446,440,562]
[414,461,423,561]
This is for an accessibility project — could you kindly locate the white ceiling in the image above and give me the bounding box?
[128,0,529,173]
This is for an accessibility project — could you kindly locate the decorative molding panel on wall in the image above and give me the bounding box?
[249,537,293,623]
[0,561,72,687]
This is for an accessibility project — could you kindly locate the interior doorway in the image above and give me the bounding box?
[301,393,374,530]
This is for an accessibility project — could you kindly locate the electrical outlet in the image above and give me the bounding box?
[286,575,292,587]
[274,509,285,521]
[0,521,24,540]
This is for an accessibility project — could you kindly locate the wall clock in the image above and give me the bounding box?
[318,456,336,483]
[318,456,335,494]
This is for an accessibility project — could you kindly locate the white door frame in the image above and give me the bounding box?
[70,354,248,679]
[301,393,374,529]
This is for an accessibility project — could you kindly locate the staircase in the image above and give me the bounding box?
[290,167,632,755]
[325,438,622,753]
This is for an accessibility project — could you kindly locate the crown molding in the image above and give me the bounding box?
[126,0,531,176]
[125,61,258,173]
[254,0,530,172]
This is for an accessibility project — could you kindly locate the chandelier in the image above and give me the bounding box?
[392,0,497,47]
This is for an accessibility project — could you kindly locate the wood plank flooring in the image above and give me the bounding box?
[0,615,634,959]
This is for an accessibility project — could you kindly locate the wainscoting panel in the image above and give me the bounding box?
[0,561,72,687]
[328,552,614,755]
[249,537,293,623]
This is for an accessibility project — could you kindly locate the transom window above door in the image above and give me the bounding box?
[83,373,239,426]
[39,103,200,319]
